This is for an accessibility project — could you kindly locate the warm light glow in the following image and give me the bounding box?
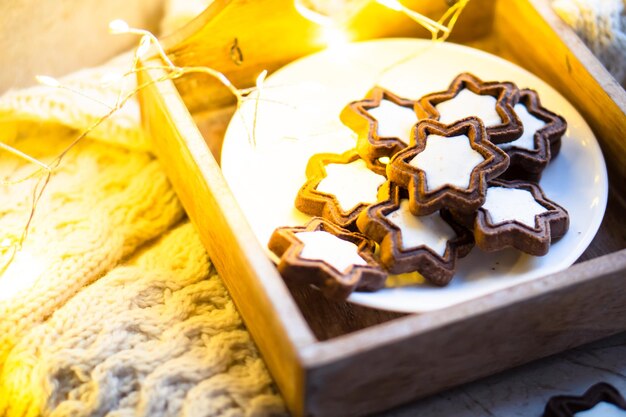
[294,0,370,25]
[321,25,351,48]
[0,250,46,301]
[293,0,354,50]
[108,19,130,34]
[0,238,12,248]
[35,75,61,88]
[376,0,403,11]
[376,0,451,37]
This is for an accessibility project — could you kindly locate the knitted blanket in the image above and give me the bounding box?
[0,54,285,416]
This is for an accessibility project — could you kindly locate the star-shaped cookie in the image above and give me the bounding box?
[386,117,509,216]
[340,87,419,174]
[268,217,387,300]
[417,72,523,144]
[499,88,567,181]
[455,179,569,256]
[295,149,387,229]
[542,383,626,417]
[356,183,474,285]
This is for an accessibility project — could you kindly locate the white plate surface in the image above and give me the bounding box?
[221,39,608,313]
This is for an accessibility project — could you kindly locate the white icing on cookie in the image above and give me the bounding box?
[436,88,502,126]
[575,402,626,417]
[410,134,484,191]
[317,159,386,212]
[296,231,367,272]
[483,186,548,228]
[368,99,417,144]
[499,103,546,151]
[385,199,456,256]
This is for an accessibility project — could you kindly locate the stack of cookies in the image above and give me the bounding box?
[269,73,570,301]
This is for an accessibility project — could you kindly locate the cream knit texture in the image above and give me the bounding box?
[0,57,285,416]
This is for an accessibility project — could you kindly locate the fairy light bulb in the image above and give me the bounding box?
[321,25,350,48]
[108,19,130,34]
[294,0,359,48]
[0,250,45,301]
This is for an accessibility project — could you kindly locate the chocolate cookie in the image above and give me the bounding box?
[268,217,387,300]
[356,183,474,285]
[341,87,419,174]
[499,88,567,181]
[295,149,387,229]
[386,117,509,216]
[455,179,569,256]
[417,72,523,144]
[543,382,626,417]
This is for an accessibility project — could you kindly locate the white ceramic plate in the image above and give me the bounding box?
[221,39,608,313]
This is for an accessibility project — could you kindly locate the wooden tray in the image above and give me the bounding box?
[137,1,626,416]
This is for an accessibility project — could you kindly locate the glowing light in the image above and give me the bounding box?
[294,0,369,25]
[0,250,46,301]
[376,0,403,11]
[0,238,12,248]
[35,75,61,88]
[377,0,450,36]
[321,25,351,48]
[108,19,130,34]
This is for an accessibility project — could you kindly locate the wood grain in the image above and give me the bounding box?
[159,0,496,114]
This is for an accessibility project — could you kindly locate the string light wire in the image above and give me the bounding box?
[0,0,470,274]
[0,20,266,275]
[374,0,470,41]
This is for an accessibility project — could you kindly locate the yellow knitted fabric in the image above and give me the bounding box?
[0,57,286,417]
